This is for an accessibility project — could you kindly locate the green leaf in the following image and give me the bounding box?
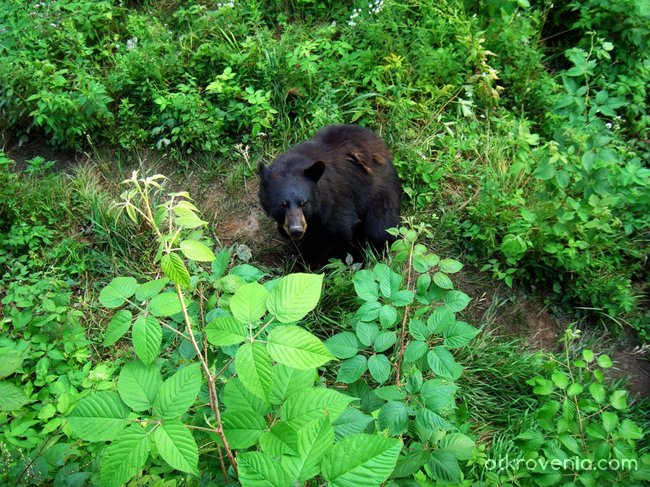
[148,292,182,317]
[352,270,379,301]
[427,450,461,483]
[205,316,248,346]
[0,382,30,411]
[179,239,215,262]
[336,355,368,384]
[0,349,24,379]
[103,310,133,346]
[379,304,398,327]
[438,433,475,461]
[597,354,613,369]
[267,325,335,369]
[153,419,199,475]
[427,307,454,334]
[390,290,414,306]
[67,391,129,441]
[427,346,463,381]
[610,390,627,410]
[373,331,397,352]
[582,349,595,363]
[270,364,316,406]
[602,411,619,432]
[551,370,569,389]
[439,259,463,273]
[589,383,606,403]
[161,253,190,287]
[100,424,150,487]
[230,264,267,282]
[321,434,401,487]
[404,341,428,362]
[282,388,354,428]
[267,273,323,323]
[566,383,583,396]
[132,315,162,365]
[173,207,207,229]
[433,272,453,290]
[238,451,293,487]
[442,321,479,348]
[559,433,581,455]
[325,332,360,359]
[153,363,202,419]
[443,291,470,312]
[118,361,163,412]
[368,354,391,384]
[282,416,334,482]
[259,422,299,456]
[356,321,379,347]
[409,319,430,341]
[230,282,268,323]
[135,278,169,302]
[222,410,267,449]
[332,408,374,440]
[99,277,138,308]
[224,378,270,415]
[619,419,643,440]
[378,401,408,434]
[420,380,458,412]
[236,343,273,402]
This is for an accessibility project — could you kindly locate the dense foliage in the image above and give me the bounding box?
[1,0,648,485]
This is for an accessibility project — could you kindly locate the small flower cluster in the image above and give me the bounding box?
[217,0,235,8]
[126,36,138,50]
[347,1,386,26]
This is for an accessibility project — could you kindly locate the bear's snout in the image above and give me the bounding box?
[283,207,307,240]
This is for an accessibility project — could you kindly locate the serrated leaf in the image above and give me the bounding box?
[332,408,374,440]
[373,331,397,352]
[179,239,215,262]
[439,259,463,273]
[321,434,401,487]
[443,291,470,312]
[427,307,454,334]
[103,310,133,346]
[99,277,138,308]
[378,304,398,328]
[267,273,323,323]
[336,355,368,384]
[368,354,391,384]
[148,292,182,317]
[282,388,354,428]
[378,401,408,434]
[222,410,267,449]
[0,349,24,379]
[206,316,248,346]
[100,424,150,487]
[67,392,129,441]
[390,290,414,306]
[427,346,463,381]
[259,422,299,456]
[420,380,458,412]
[552,370,569,389]
[231,282,268,323]
[356,321,379,347]
[224,378,270,415]
[427,450,461,483]
[153,364,202,419]
[236,343,273,402]
[442,321,479,348]
[610,390,627,410]
[161,253,190,287]
[267,325,334,369]
[597,354,613,369]
[270,364,316,405]
[238,451,293,487]
[325,332,360,359]
[118,361,163,412]
[352,270,379,301]
[135,278,169,302]
[153,420,199,475]
[173,207,207,229]
[132,315,162,365]
[230,264,266,282]
[0,382,31,411]
[282,416,334,482]
[438,433,475,460]
[404,340,428,362]
[433,272,453,290]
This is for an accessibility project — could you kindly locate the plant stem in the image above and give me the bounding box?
[395,239,415,386]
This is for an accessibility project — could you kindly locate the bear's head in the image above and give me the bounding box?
[258,158,325,240]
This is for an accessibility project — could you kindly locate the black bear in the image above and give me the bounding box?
[258,124,401,265]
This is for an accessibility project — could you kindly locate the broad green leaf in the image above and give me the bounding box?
[392,450,430,479]
[589,383,606,403]
[267,273,323,323]
[321,434,401,487]
[582,349,595,363]
[377,401,408,434]
[559,433,581,455]
[153,419,199,475]
[282,388,354,428]
[161,253,190,287]
[118,361,163,412]
[179,239,215,262]
[99,277,138,308]
[602,411,619,432]
[427,307,454,334]
[375,386,407,401]
[551,370,569,389]
[391,290,414,306]
[259,421,299,456]
[352,270,379,301]
[0,382,30,411]
[379,304,398,327]
[236,343,273,401]
[619,419,643,440]
[325,332,360,359]
[336,355,368,384]
[404,340,428,362]
[230,263,267,282]
[420,380,458,412]
[566,383,583,396]
[368,354,391,384]
[148,292,182,317]
[356,321,380,347]
[238,451,293,487]
[222,410,267,449]
[433,272,453,290]
[416,408,456,435]
[373,331,397,352]
[173,207,207,229]
[439,259,463,274]
[427,346,463,381]
[282,416,334,482]
[443,291,470,312]
[267,325,334,369]
[100,424,150,487]
[67,391,129,441]
[231,282,268,323]
[332,408,374,440]
[205,316,248,346]
[224,377,270,415]
[0,349,24,379]
[153,363,202,419]
[427,450,461,483]
[610,390,627,410]
[135,278,169,302]
[356,301,381,322]
[442,321,479,348]
[597,354,613,369]
[132,315,162,365]
[103,310,132,346]
[270,364,316,405]
[438,433,475,460]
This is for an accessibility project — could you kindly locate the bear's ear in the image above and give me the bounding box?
[304,161,325,182]
[258,162,271,181]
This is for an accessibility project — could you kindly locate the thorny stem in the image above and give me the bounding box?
[564,333,588,455]
[395,239,416,387]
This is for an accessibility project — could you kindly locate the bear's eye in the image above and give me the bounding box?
[279,201,288,209]
[299,200,306,208]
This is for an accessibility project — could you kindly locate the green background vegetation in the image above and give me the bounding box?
[0,0,648,485]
